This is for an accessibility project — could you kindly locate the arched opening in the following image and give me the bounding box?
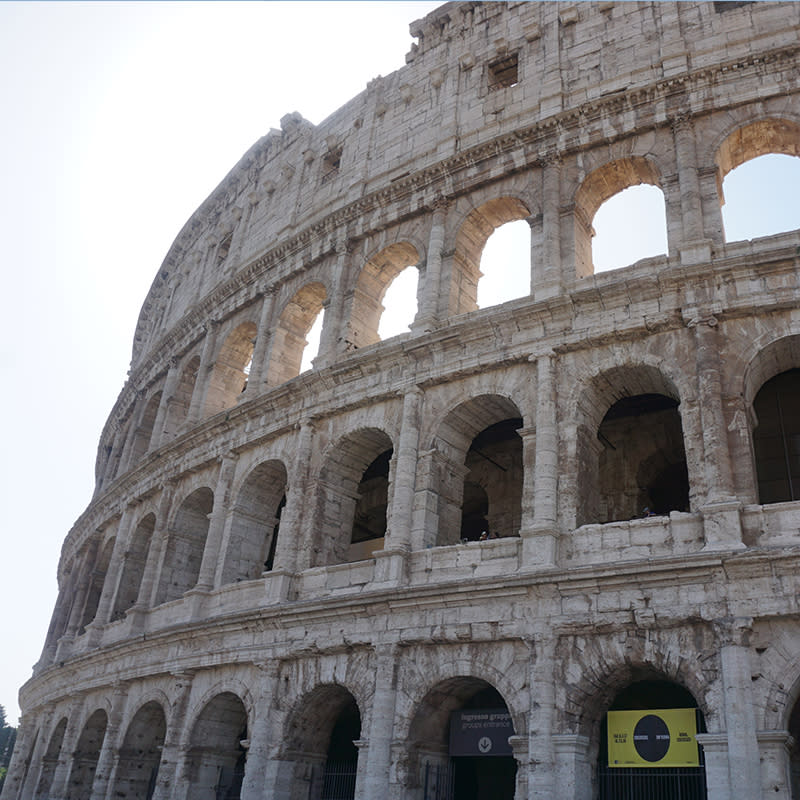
[592,185,668,273]
[113,701,166,800]
[477,220,531,309]
[163,354,201,440]
[221,460,287,584]
[350,448,393,561]
[300,308,325,373]
[129,392,163,463]
[267,282,327,385]
[204,322,257,418]
[407,678,517,800]
[314,428,394,566]
[433,396,523,547]
[155,487,214,605]
[378,265,419,340]
[34,717,66,800]
[716,119,800,242]
[348,242,420,348]
[66,709,108,800]
[596,394,689,523]
[574,157,665,277]
[576,367,689,527]
[282,685,361,800]
[451,197,531,316]
[112,514,156,620]
[753,369,800,504]
[184,693,248,800]
[78,536,115,634]
[597,680,706,800]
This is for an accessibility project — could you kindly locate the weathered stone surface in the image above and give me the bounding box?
[5,2,800,799]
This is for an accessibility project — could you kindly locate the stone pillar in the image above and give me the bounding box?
[38,585,72,669]
[362,644,399,797]
[84,511,135,645]
[671,114,709,263]
[1,714,33,800]
[55,539,99,661]
[552,735,591,800]
[758,730,793,799]
[194,453,238,592]
[270,420,314,598]
[47,698,84,800]
[520,353,559,567]
[694,733,730,800]
[243,289,276,398]
[535,157,563,300]
[683,308,743,550]
[240,663,281,800]
[153,357,181,448]
[17,707,54,800]
[353,739,369,800]
[186,321,220,425]
[376,389,423,584]
[528,635,557,799]
[133,482,176,618]
[151,672,195,800]
[717,617,762,799]
[116,391,146,476]
[414,202,447,330]
[315,240,352,368]
[91,683,127,800]
[509,735,530,800]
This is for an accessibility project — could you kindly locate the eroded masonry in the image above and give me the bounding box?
[5,2,800,799]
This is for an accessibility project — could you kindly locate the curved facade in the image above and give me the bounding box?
[5,2,800,799]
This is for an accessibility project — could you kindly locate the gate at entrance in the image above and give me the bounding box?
[597,680,707,800]
[421,688,516,800]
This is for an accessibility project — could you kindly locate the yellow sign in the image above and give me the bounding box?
[607,708,699,768]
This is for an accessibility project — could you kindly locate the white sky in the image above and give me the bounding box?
[0,1,797,727]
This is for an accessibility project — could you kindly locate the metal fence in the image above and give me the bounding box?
[423,762,455,800]
[308,760,357,800]
[597,766,707,800]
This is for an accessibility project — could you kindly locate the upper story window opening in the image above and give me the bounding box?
[488,53,518,91]
[321,146,343,184]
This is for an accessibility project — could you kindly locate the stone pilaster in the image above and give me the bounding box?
[414,201,447,330]
[194,452,238,593]
[528,634,556,799]
[362,644,399,796]
[757,730,793,799]
[186,320,220,425]
[46,697,84,800]
[535,157,563,299]
[151,672,195,800]
[315,239,352,368]
[552,734,591,800]
[153,357,181,448]
[240,663,281,800]
[270,420,315,597]
[716,617,762,799]
[243,288,276,398]
[89,683,127,800]
[683,307,743,550]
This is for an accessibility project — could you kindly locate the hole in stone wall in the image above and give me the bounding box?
[488,53,518,90]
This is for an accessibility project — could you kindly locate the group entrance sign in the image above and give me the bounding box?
[449,709,514,756]
[607,708,699,767]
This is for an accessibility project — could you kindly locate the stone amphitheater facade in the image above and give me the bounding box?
[5,2,800,799]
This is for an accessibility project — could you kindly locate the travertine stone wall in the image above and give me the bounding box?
[5,2,800,799]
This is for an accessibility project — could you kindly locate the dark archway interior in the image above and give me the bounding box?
[754,368,800,504]
[451,686,516,800]
[352,448,392,544]
[598,394,689,522]
[460,418,523,541]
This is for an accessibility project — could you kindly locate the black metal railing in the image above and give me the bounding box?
[423,762,455,800]
[598,766,707,800]
[308,760,357,800]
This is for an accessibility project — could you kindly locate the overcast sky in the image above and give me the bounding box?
[0,1,797,727]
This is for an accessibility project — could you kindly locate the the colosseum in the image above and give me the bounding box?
[4,2,800,799]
